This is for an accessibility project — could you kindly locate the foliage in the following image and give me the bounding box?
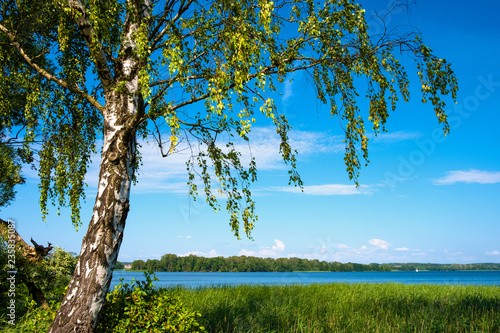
[1,1,460,328]
[0,0,458,237]
[132,253,393,272]
[0,238,9,289]
[0,241,28,319]
[0,0,98,226]
[0,244,77,316]
[1,272,205,332]
[0,241,29,320]
[131,259,146,271]
[1,299,58,333]
[132,254,500,273]
[4,281,499,333]
[176,283,500,332]
[0,137,24,207]
[35,247,78,298]
[97,272,205,332]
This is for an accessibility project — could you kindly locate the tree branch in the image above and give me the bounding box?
[149,0,176,42]
[0,23,105,113]
[0,218,52,262]
[66,0,115,90]
[150,0,195,50]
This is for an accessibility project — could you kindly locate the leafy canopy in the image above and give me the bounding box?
[0,138,24,207]
[0,0,457,237]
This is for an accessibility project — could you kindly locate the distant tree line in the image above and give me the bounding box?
[128,254,392,272]
[125,255,500,273]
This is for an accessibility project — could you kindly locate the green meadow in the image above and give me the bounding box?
[6,282,500,332]
[174,283,500,332]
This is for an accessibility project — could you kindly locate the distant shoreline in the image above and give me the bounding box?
[116,269,500,272]
[116,255,500,273]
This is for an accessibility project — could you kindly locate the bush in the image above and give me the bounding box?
[2,299,58,333]
[1,272,204,332]
[97,271,205,333]
[36,247,78,299]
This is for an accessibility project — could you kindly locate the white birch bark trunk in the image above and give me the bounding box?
[48,3,149,331]
[47,92,139,332]
[48,54,143,333]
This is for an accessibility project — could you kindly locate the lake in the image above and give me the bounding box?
[110,270,500,289]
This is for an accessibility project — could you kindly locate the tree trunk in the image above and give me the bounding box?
[48,90,140,332]
[0,218,51,262]
[18,270,50,308]
[47,1,148,328]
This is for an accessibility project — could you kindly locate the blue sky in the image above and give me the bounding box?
[2,0,500,264]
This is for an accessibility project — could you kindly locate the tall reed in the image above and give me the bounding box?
[170,283,500,332]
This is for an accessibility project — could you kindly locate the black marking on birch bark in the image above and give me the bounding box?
[108,152,119,162]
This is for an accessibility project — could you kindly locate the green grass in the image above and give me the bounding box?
[170,283,500,332]
[3,283,499,332]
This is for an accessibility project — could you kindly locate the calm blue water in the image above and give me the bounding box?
[110,271,500,289]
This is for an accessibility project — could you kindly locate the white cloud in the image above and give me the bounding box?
[486,250,500,256]
[258,249,276,256]
[272,239,285,251]
[80,140,194,194]
[368,239,391,250]
[240,239,285,257]
[79,127,346,195]
[25,126,353,196]
[259,239,286,256]
[178,250,203,256]
[23,126,424,198]
[234,127,343,171]
[371,131,422,143]
[282,78,294,106]
[289,130,344,154]
[178,249,218,257]
[238,249,256,256]
[299,241,446,264]
[433,169,500,185]
[272,184,373,196]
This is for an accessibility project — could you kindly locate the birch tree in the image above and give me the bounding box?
[0,0,457,331]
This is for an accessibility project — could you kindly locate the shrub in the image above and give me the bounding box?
[4,299,58,333]
[97,271,205,333]
[2,272,204,332]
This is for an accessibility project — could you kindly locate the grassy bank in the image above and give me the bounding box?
[4,282,500,332]
[172,283,500,332]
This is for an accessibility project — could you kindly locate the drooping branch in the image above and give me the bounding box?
[0,23,105,113]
